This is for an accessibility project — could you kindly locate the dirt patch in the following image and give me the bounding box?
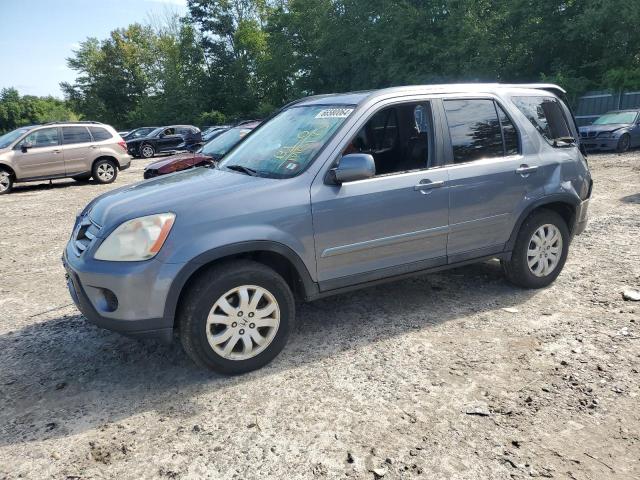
[0,154,639,479]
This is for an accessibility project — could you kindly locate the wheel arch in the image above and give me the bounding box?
[506,195,579,251]
[164,241,319,329]
[92,155,120,170]
[0,163,16,178]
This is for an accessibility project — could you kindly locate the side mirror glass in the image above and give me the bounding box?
[330,153,375,184]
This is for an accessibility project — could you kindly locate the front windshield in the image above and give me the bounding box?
[0,127,31,149]
[593,111,637,125]
[202,127,251,157]
[128,127,154,139]
[147,127,164,138]
[219,105,354,178]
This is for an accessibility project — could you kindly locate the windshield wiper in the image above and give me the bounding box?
[225,164,259,176]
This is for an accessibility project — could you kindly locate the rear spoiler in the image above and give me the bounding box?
[503,83,585,156]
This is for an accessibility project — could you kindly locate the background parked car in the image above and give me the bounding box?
[0,121,131,194]
[202,125,231,142]
[143,121,260,179]
[578,109,640,152]
[126,125,202,158]
[122,126,158,141]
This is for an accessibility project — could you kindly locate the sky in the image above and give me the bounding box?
[0,0,188,98]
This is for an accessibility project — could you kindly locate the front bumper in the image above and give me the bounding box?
[580,137,618,151]
[62,245,183,343]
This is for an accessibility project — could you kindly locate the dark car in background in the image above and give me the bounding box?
[122,126,158,141]
[579,110,640,152]
[202,125,231,142]
[143,121,260,179]
[126,125,202,159]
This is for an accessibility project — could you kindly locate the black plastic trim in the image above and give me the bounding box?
[504,194,580,251]
[162,241,319,324]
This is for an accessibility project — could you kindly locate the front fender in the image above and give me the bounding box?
[161,240,318,326]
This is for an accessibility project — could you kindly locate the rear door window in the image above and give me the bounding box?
[496,104,519,155]
[511,96,572,144]
[62,126,92,145]
[89,127,112,141]
[444,99,504,163]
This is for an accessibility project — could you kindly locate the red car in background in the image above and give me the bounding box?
[143,121,261,179]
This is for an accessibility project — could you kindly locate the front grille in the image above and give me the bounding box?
[72,216,102,256]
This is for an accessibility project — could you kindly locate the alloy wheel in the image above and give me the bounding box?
[206,285,280,360]
[97,163,115,182]
[142,145,154,158]
[527,224,563,277]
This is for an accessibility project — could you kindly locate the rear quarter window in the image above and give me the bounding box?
[89,127,113,141]
[511,96,572,145]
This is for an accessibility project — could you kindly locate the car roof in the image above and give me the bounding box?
[293,83,567,107]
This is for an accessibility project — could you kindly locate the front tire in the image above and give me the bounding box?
[0,168,13,194]
[617,133,630,153]
[140,143,155,159]
[178,260,295,374]
[502,209,570,289]
[92,159,118,184]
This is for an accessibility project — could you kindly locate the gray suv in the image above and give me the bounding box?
[0,121,131,194]
[63,84,592,374]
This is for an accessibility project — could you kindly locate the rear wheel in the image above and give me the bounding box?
[617,133,630,153]
[179,260,295,374]
[502,209,570,289]
[140,143,155,159]
[0,168,13,194]
[92,159,118,184]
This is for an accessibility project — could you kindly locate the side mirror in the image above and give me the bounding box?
[330,153,375,184]
[21,142,33,153]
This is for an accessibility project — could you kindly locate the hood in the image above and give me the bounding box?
[145,152,208,170]
[85,167,274,234]
[580,123,629,133]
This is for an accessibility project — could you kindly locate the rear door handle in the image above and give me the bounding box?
[414,180,445,192]
[53,149,61,154]
[515,165,538,176]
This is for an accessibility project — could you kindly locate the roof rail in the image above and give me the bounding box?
[43,120,103,125]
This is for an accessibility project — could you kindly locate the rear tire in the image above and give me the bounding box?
[178,260,295,375]
[502,209,570,289]
[0,168,13,194]
[92,159,118,184]
[617,133,630,153]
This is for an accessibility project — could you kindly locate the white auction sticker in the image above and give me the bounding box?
[315,108,354,119]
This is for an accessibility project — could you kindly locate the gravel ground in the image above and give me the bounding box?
[0,153,639,480]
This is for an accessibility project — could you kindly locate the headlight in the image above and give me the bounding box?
[597,131,612,138]
[94,213,175,261]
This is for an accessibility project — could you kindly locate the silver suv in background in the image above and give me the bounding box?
[64,84,592,374]
[0,121,131,194]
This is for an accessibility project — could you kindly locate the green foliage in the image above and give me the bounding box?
[0,88,78,133]
[55,0,640,126]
